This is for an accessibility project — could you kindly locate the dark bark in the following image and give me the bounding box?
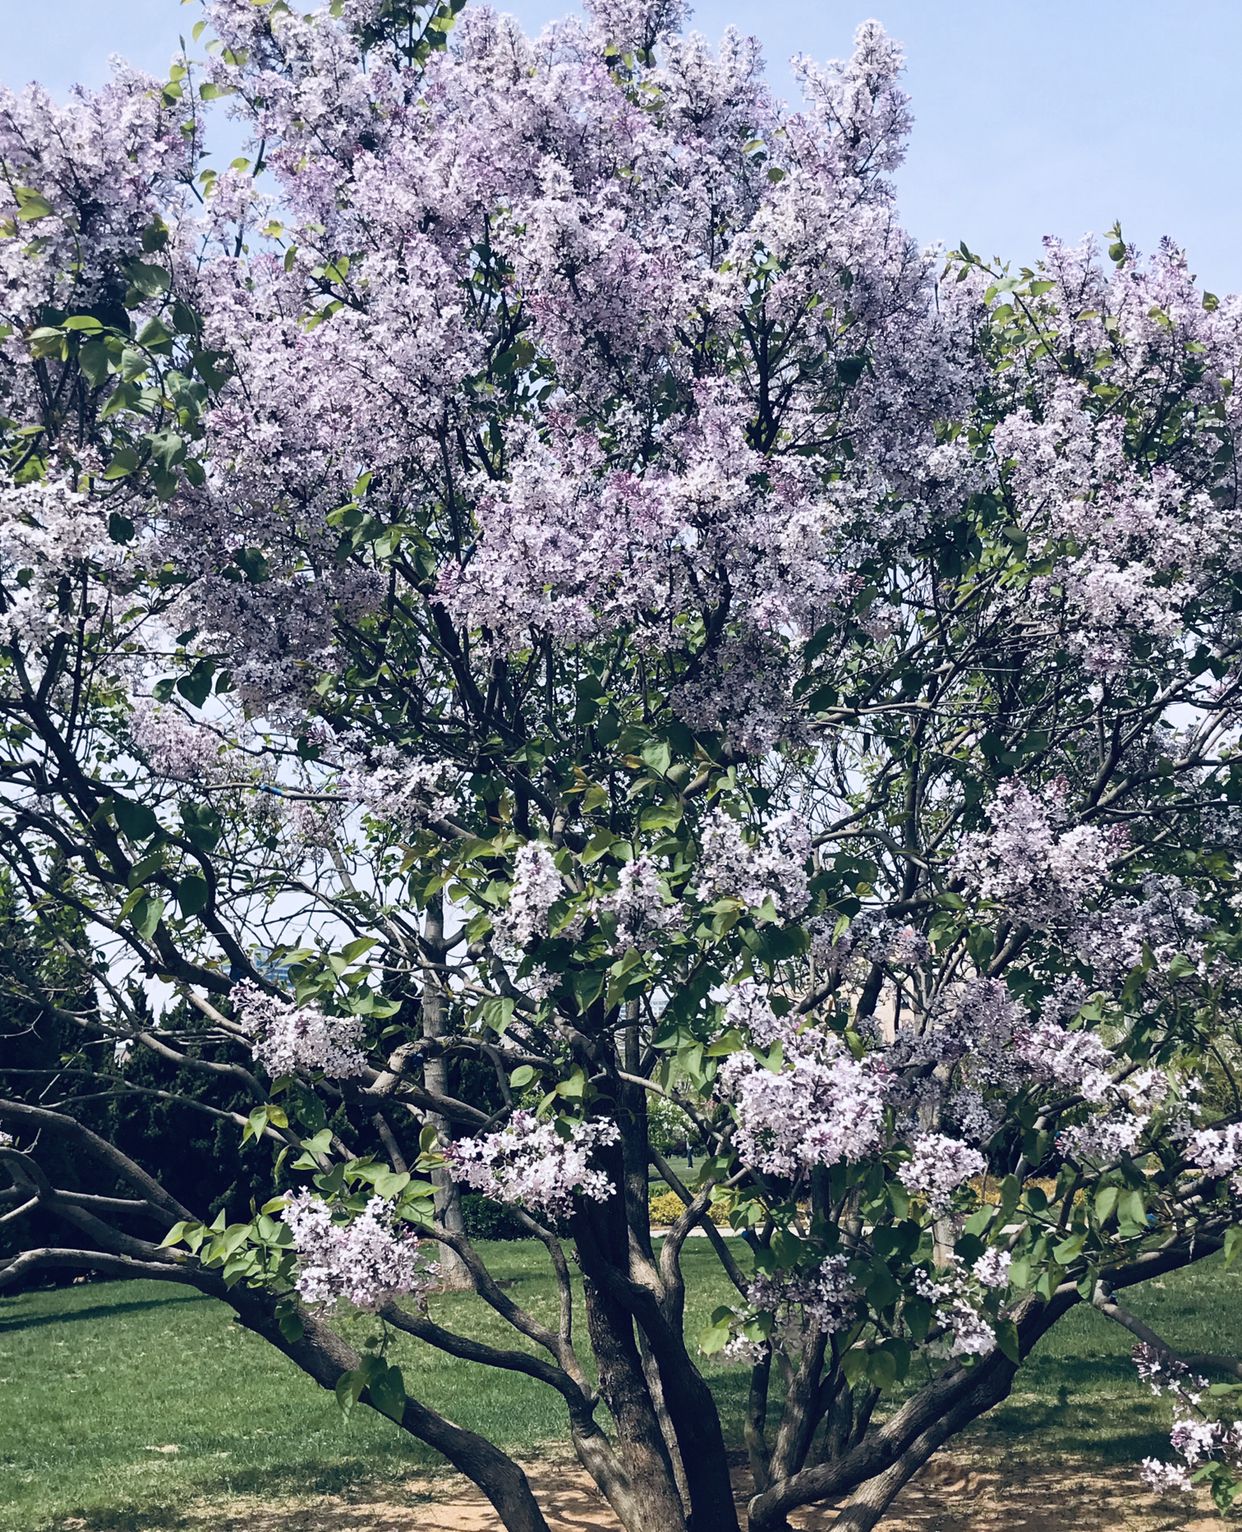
[421,892,470,1290]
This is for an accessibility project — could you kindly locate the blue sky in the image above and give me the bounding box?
[8,0,1239,292]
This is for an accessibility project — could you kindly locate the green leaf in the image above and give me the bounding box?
[277,1306,304,1343]
[1094,1185,1119,1226]
[1118,1189,1148,1235]
[994,1318,1021,1365]
[102,447,140,481]
[582,828,617,864]
[367,1363,406,1423]
[126,260,170,298]
[509,1064,537,1089]
[15,187,54,221]
[137,317,172,352]
[113,796,160,842]
[176,661,214,708]
[78,340,111,386]
[841,1347,870,1386]
[335,1368,366,1420]
[866,1347,898,1389]
[131,894,165,941]
[903,1296,932,1342]
[864,1260,900,1310]
[698,1322,731,1355]
[1052,1233,1085,1266]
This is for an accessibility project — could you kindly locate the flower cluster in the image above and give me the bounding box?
[912,1258,997,1360]
[282,1190,430,1311]
[716,987,887,1177]
[951,778,1122,926]
[492,845,562,951]
[342,753,459,828]
[695,808,812,917]
[0,478,135,649]
[446,1112,620,1219]
[232,979,367,1079]
[1135,1344,1242,1502]
[972,1248,1012,1291]
[1187,1124,1242,1178]
[748,1254,859,1339]
[1015,1019,1115,1104]
[594,857,679,951]
[897,1133,987,1212]
[128,699,232,785]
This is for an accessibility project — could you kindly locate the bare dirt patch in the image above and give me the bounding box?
[133,1456,1215,1532]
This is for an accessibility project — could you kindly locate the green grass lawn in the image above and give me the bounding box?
[0,1243,1233,1531]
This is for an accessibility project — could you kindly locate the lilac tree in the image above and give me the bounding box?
[2,1,1242,1527]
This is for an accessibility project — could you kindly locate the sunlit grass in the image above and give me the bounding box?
[0,1244,1231,1530]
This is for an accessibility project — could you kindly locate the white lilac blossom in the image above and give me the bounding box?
[0,478,136,647]
[972,1248,1012,1290]
[232,979,367,1078]
[492,845,562,950]
[1015,1019,1116,1104]
[1187,1123,1242,1177]
[128,699,232,784]
[720,978,796,1051]
[992,377,1235,678]
[1058,1112,1145,1165]
[1134,1345,1241,1503]
[0,66,194,321]
[594,857,680,950]
[1140,1459,1195,1495]
[1072,874,1211,985]
[695,807,812,917]
[716,989,887,1176]
[446,1111,620,1219]
[913,1259,996,1360]
[951,778,1122,926]
[341,753,459,828]
[281,1190,429,1310]
[897,1133,986,1212]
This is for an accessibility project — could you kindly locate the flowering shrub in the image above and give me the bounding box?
[0,2,1239,1530]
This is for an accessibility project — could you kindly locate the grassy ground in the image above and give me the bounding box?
[0,1243,1230,1532]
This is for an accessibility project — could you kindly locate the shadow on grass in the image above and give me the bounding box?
[0,1291,208,1335]
[46,1459,440,1532]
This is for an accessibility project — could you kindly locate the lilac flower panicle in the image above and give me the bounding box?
[972,1248,1012,1290]
[897,1133,986,1212]
[716,984,886,1176]
[282,1190,429,1311]
[232,979,367,1078]
[950,778,1122,926]
[446,1111,620,1219]
[913,1258,996,1360]
[1187,1123,1242,1176]
[695,808,812,918]
[748,1254,858,1338]
[493,844,562,950]
[594,856,679,950]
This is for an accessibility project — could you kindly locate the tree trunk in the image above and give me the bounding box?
[422,891,470,1290]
